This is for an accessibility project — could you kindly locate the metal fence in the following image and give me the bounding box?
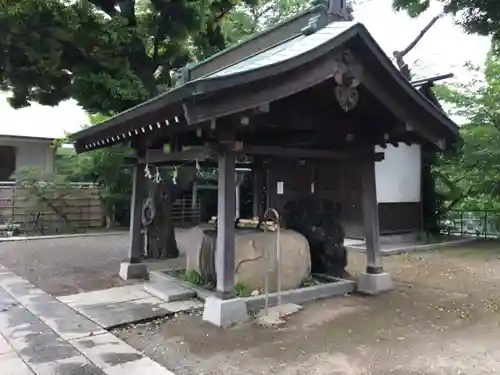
[440,210,500,238]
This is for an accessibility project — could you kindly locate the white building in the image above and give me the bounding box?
[0,94,88,180]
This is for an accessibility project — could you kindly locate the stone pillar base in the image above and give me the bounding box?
[203,297,248,327]
[357,272,392,295]
[119,262,149,281]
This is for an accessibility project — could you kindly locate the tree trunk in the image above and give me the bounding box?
[143,167,198,259]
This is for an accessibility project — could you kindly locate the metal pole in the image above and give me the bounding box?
[484,212,487,239]
[276,216,282,307]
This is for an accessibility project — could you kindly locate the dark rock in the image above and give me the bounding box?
[282,197,347,277]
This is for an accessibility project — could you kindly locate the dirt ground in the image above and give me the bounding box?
[0,233,132,296]
[114,241,500,375]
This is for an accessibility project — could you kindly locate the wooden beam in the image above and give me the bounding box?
[183,50,350,125]
[233,144,384,161]
[138,148,213,165]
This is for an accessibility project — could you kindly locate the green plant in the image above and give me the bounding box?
[184,269,202,285]
[234,282,252,297]
[301,275,321,287]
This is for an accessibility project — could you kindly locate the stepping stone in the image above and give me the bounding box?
[144,281,196,303]
[77,297,170,329]
[159,299,204,313]
[58,286,151,309]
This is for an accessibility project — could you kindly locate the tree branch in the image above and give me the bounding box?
[393,13,443,79]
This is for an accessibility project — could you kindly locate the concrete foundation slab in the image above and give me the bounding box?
[244,278,356,312]
[357,272,393,295]
[144,281,196,302]
[203,297,248,327]
[119,262,149,281]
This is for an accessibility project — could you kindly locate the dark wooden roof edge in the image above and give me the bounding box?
[70,3,330,144]
[72,22,459,151]
[70,23,359,145]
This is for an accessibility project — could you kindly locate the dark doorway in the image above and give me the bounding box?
[0,146,16,181]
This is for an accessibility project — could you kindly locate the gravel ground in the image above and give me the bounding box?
[0,233,132,296]
[114,240,500,375]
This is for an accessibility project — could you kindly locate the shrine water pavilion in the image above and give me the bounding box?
[71,1,459,326]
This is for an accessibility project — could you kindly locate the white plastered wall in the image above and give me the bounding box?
[0,137,55,174]
[375,143,421,203]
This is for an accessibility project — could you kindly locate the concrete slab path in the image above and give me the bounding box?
[57,285,203,329]
[0,264,176,375]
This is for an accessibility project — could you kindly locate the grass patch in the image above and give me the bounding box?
[234,282,252,297]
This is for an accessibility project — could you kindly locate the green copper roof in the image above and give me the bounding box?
[205,21,356,79]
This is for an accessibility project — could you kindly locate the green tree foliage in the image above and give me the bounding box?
[0,0,261,114]
[432,45,500,213]
[222,0,310,43]
[56,114,134,227]
[392,0,500,40]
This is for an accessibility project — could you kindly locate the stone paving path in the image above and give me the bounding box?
[0,264,176,375]
[57,285,203,329]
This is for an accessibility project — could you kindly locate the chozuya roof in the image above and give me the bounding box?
[71,5,459,153]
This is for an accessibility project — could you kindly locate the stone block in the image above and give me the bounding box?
[70,332,143,369]
[357,272,393,295]
[80,297,170,329]
[202,297,248,327]
[30,355,106,375]
[144,281,196,302]
[0,352,35,375]
[104,357,175,375]
[119,262,149,281]
[160,299,204,313]
[11,332,81,365]
[59,286,151,309]
[0,333,13,355]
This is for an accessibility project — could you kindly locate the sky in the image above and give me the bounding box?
[0,0,491,139]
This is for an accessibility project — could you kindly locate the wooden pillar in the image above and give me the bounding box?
[215,147,236,299]
[361,160,383,274]
[129,163,146,263]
